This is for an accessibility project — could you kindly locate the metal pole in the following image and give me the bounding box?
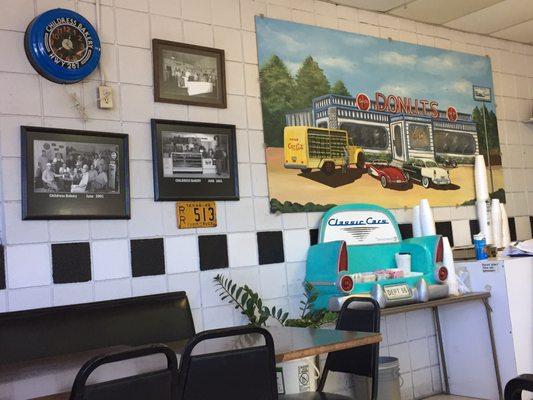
[433,307,450,394]
[482,298,504,400]
[481,104,494,194]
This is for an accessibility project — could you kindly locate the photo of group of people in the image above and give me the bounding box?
[160,50,218,99]
[153,39,226,108]
[33,140,119,194]
[161,131,229,179]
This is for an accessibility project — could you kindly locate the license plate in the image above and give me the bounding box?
[176,201,217,229]
[383,284,411,300]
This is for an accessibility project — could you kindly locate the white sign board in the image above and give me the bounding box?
[322,210,399,246]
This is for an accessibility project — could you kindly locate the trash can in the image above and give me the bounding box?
[342,356,404,399]
[276,356,320,394]
[377,356,402,400]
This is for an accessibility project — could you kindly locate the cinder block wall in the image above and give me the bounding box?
[0,1,532,398]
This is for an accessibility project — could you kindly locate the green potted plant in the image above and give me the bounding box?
[213,275,336,327]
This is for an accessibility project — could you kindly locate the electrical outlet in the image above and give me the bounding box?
[97,85,113,109]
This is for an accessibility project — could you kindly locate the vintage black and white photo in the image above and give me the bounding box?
[161,131,230,179]
[33,140,120,194]
[153,39,227,108]
[152,119,238,201]
[21,126,130,220]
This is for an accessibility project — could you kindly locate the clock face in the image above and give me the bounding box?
[47,23,91,67]
[25,9,101,84]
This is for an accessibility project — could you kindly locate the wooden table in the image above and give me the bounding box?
[5,326,380,400]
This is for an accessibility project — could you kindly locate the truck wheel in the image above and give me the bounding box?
[380,176,388,188]
[321,162,335,175]
[356,153,365,169]
[300,168,311,174]
[422,177,431,188]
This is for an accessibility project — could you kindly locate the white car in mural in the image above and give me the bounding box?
[402,158,451,189]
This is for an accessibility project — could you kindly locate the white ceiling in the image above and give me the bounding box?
[330,0,533,45]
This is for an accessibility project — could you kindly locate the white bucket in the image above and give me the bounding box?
[276,356,320,394]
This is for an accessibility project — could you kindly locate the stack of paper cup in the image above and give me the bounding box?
[442,237,459,296]
[491,199,502,248]
[419,199,436,236]
[412,205,422,237]
[474,154,493,244]
[476,200,493,244]
[500,203,511,248]
[474,155,489,201]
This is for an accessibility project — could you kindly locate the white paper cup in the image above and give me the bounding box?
[419,199,436,236]
[412,205,422,238]
[500,203,511,248]
[395,253,411,275]
[491,199,502,248]
[476,200,493,245]
[475,155,489,201]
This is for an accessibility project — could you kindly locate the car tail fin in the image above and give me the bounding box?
[435,236,443,263]
[338,241,348,272]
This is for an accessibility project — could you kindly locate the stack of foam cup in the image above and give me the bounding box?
[474,155,493,244]
[419,199,436,236]
[442,236,459,296]
[500,203,511,248]
[412,205,422,237]
[491,198,502,249]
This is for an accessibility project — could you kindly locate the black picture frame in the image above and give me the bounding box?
[21,126,130,220]
[151,119,239,201]
[152,39,227,108]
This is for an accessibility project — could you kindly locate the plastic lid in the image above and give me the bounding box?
[473,233,485,240]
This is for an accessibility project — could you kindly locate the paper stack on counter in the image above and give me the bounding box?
[502,239,533,257]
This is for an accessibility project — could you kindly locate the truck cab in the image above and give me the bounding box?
[306,203,449,310]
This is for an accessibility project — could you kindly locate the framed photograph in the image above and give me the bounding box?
[151,119,239,201]
[21,126,130,220]
[152,39,227,108]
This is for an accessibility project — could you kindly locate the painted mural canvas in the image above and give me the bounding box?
[255,17,504,213]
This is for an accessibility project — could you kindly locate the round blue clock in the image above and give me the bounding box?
[25,8,101,84]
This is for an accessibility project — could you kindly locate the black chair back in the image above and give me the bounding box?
[70,344,178,400]
[504,374,533,400]
[318,297,380,399]
[0,291,195,365]
[177,326,278,400]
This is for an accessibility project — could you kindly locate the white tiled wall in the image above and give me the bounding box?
[0,0,532,398]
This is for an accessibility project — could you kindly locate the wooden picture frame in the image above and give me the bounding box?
[21,126,130,220]
[151,119,239,201]
[152,39,227,108]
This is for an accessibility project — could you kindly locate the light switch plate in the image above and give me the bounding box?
[97,85,113,109]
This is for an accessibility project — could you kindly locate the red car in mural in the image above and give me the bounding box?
[367,161,409,188]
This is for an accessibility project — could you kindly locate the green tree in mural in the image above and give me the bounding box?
[294,56,331,109]
[472,104,501,165]
[331,80,350,96]
[259,55,296,147]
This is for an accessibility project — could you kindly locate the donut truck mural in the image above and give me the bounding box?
[255,17,505,308]
[255,17,504,213]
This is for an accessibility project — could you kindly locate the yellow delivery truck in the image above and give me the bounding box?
[284,126,365,175]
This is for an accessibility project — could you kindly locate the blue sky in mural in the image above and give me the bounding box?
[255,17,495,114]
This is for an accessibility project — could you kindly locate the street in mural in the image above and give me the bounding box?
[255,17,504,213]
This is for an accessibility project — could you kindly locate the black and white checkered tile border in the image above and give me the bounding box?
[0,217,531,287]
